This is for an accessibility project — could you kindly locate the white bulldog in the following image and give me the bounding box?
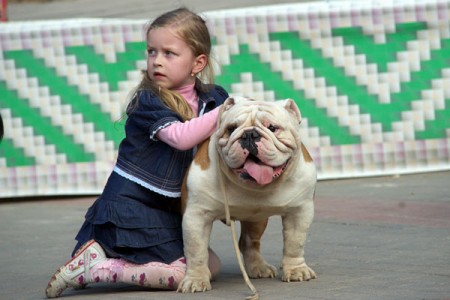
[177,97,317,293]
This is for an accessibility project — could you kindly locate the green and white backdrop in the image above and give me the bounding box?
[1,0,449,198]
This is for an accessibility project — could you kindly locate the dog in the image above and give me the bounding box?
[177,96,317,293]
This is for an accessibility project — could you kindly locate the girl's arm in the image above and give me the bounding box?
[156,106,220,151]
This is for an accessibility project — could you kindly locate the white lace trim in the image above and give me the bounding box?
[113,166,181,198]
[150,121,180,141]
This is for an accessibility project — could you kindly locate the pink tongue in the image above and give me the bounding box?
[244,160,274,185]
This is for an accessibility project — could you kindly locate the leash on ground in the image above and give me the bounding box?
[230,220,259,300]
[220,171,259,300]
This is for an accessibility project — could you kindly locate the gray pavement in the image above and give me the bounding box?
[6,0,318,22]
[1,171,450,300]
[3,0,450,299]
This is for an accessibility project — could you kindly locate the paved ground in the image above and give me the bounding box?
[6,0,317,21]
[1,170,450,300]
[3,0,450,299]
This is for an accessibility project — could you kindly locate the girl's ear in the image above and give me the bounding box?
[192,54,207,75]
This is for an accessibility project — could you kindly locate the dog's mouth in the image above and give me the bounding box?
[234,155,288,185]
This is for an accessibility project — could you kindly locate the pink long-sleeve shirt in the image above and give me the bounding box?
[156,83,220,151]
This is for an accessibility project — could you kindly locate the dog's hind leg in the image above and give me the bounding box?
[239,219,277,278]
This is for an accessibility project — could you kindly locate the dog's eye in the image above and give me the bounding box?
[227,125,237,135]
[268,124,278,132]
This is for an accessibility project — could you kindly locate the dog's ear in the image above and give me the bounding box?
[222,96,255,111]
[216,97,235,128]
[280,98,302,124]
[222,97,236,112]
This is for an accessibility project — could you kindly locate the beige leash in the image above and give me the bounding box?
[219,168,259,300]
[230,220,259,300]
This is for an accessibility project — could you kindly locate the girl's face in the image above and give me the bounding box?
[146,27,206,90]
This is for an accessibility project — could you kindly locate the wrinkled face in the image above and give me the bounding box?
[215,97,302,187]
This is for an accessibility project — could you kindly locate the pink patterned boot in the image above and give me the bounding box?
[45,240,106,298]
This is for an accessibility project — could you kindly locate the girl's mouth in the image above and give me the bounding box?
[153,72,165,78]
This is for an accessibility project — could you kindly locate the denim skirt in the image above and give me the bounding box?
[72,171,184,264]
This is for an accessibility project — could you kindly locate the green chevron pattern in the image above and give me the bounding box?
[4,50,124,147]
[332,22,428,73]
[0,1,449,197]
[0,80,93,166]
[65,42,145,91]
[216,44,361,145]
[1,20,449,166]
[269,30,450,133]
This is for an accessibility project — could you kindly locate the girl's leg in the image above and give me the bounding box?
[81,249,220,288]
[45,240,221,298]
[92,257,186,290]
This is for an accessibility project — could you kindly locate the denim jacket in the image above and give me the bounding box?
[113,81,229,198]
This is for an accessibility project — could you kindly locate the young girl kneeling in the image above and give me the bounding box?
[45,7,228,298]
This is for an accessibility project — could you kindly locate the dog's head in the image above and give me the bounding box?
[213,96,302,187]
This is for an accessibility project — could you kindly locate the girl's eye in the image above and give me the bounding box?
[147,49,156,56]
[164,51,175,56]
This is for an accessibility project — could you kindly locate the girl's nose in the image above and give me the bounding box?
[153,54,162,67]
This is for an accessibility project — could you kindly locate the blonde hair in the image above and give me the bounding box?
[129,7,214,121]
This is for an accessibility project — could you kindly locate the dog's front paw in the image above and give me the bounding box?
[177,275,211,293]
[281,263,317,282]
[248,261,277,279]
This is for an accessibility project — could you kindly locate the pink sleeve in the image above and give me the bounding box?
[156,106,221,151]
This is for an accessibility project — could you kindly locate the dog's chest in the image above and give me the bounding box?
[227,204,290,221]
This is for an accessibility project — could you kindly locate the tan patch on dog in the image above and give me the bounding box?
[180,168,189,215]
[180,139,211,214]
[301,144,313,162]
[194,139,210,170]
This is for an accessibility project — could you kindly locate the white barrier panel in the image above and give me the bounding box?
[1,0,449,198]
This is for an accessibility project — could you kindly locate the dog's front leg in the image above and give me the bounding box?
[281,200,317,282]
[177,208,214,293]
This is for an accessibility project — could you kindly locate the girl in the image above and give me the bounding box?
[45,7,228,298]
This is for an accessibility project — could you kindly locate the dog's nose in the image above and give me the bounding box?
[240,128,260,155]
[242,129,260,140]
